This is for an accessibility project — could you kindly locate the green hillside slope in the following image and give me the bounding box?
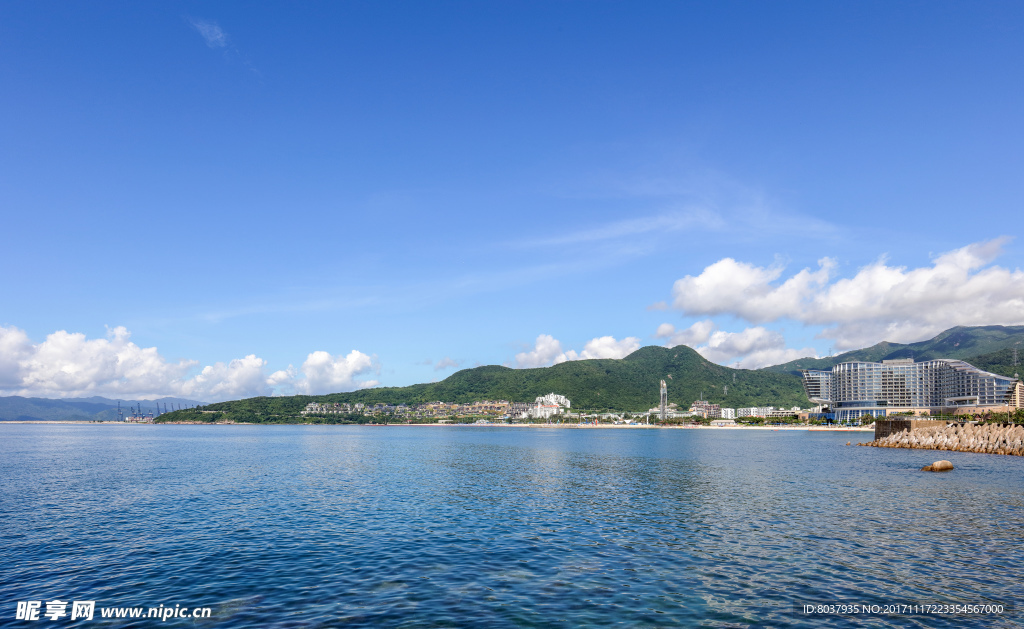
[959,347,1024,379]
[764,325,1024,377]
[159,345,807,423]
[156,325,1024,424]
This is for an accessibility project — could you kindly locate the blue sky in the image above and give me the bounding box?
[2,1,1023,400]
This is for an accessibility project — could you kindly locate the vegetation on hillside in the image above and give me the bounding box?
[154,325,1024,425]
[157,345,807,423]
[764,325,1024,377]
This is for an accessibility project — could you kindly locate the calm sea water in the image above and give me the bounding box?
[1,425,1022,628]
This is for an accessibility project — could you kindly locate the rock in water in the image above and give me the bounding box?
[921,460,954,472]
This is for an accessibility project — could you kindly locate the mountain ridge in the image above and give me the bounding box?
[763,325,1024,377]
[22,325,1023,424]
[168,345,809,423]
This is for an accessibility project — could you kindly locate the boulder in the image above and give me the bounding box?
[921,460,954,472]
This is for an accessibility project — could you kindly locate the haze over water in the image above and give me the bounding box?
[1,425,1021,627]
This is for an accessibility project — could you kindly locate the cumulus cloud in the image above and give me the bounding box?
[672,257,834,322]
[697,327,815,369]
[574,335,641,360]
[0,325,378,401]
[189,18,228,48]
[12,326,197,399]
[267,366,298,388]
[514,334,567,368]
[514,334,641,368]
[656,321,815,369]
[0,326,33,389]
[670,238,1024,350]
[293,350,378,395]
[180,354,272,399]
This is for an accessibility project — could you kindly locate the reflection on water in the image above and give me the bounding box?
[1,425,1022,628]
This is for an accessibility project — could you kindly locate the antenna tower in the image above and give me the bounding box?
[659,380,668,423]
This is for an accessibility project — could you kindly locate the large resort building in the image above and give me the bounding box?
[802,358,1023,423]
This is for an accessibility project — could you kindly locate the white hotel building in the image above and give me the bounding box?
[802,358,1022,423]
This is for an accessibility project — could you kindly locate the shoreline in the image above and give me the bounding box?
[1,420,873,431]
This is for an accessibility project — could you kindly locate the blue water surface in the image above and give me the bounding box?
[1,425,1022,628]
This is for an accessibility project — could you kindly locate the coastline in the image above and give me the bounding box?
[1,420,872,431]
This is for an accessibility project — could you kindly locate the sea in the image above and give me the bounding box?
[1,424,1021,628]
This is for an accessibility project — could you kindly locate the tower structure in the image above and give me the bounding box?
[659,379,668,422]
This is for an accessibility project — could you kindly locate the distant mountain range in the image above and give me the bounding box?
[763,325,1024,378]
[0,396,207,422]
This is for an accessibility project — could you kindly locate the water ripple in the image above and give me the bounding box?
[1,425,1022,627]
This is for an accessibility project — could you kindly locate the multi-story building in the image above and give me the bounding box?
[801,370,831,405]
[689,400,720,419]
[302,402,357,415]
[536,393,570,409]
[803,358,1022,423]
[766,406,803,419]
[529,393,571,419]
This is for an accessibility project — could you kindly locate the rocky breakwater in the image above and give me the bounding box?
[865,423,1024,456]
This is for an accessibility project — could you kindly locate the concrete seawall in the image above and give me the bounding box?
[865,421,1024,456]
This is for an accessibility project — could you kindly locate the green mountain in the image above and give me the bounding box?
[156,325,1024,424]
[763,325,1024,377]
[160,345,808,423]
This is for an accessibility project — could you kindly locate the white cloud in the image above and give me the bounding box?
[0,325,378,401]
[0,326,33,389]
[13,326,197,399]
[180,354,272,399]
[669,238,1024,350]
[514,334,641,368]
[655,320,716,347]
[189,18,228,48]
[575,335,641,360]
[434,357,461,371]
[655,320,815,369]
[672,256,834,322]
[514,334,567,368]
[294,350,378,395]
[267,366,298,388]
[697,327,816,369]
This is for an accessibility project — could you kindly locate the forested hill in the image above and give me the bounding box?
[762,325,1024,377]
[165,345,807,422]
